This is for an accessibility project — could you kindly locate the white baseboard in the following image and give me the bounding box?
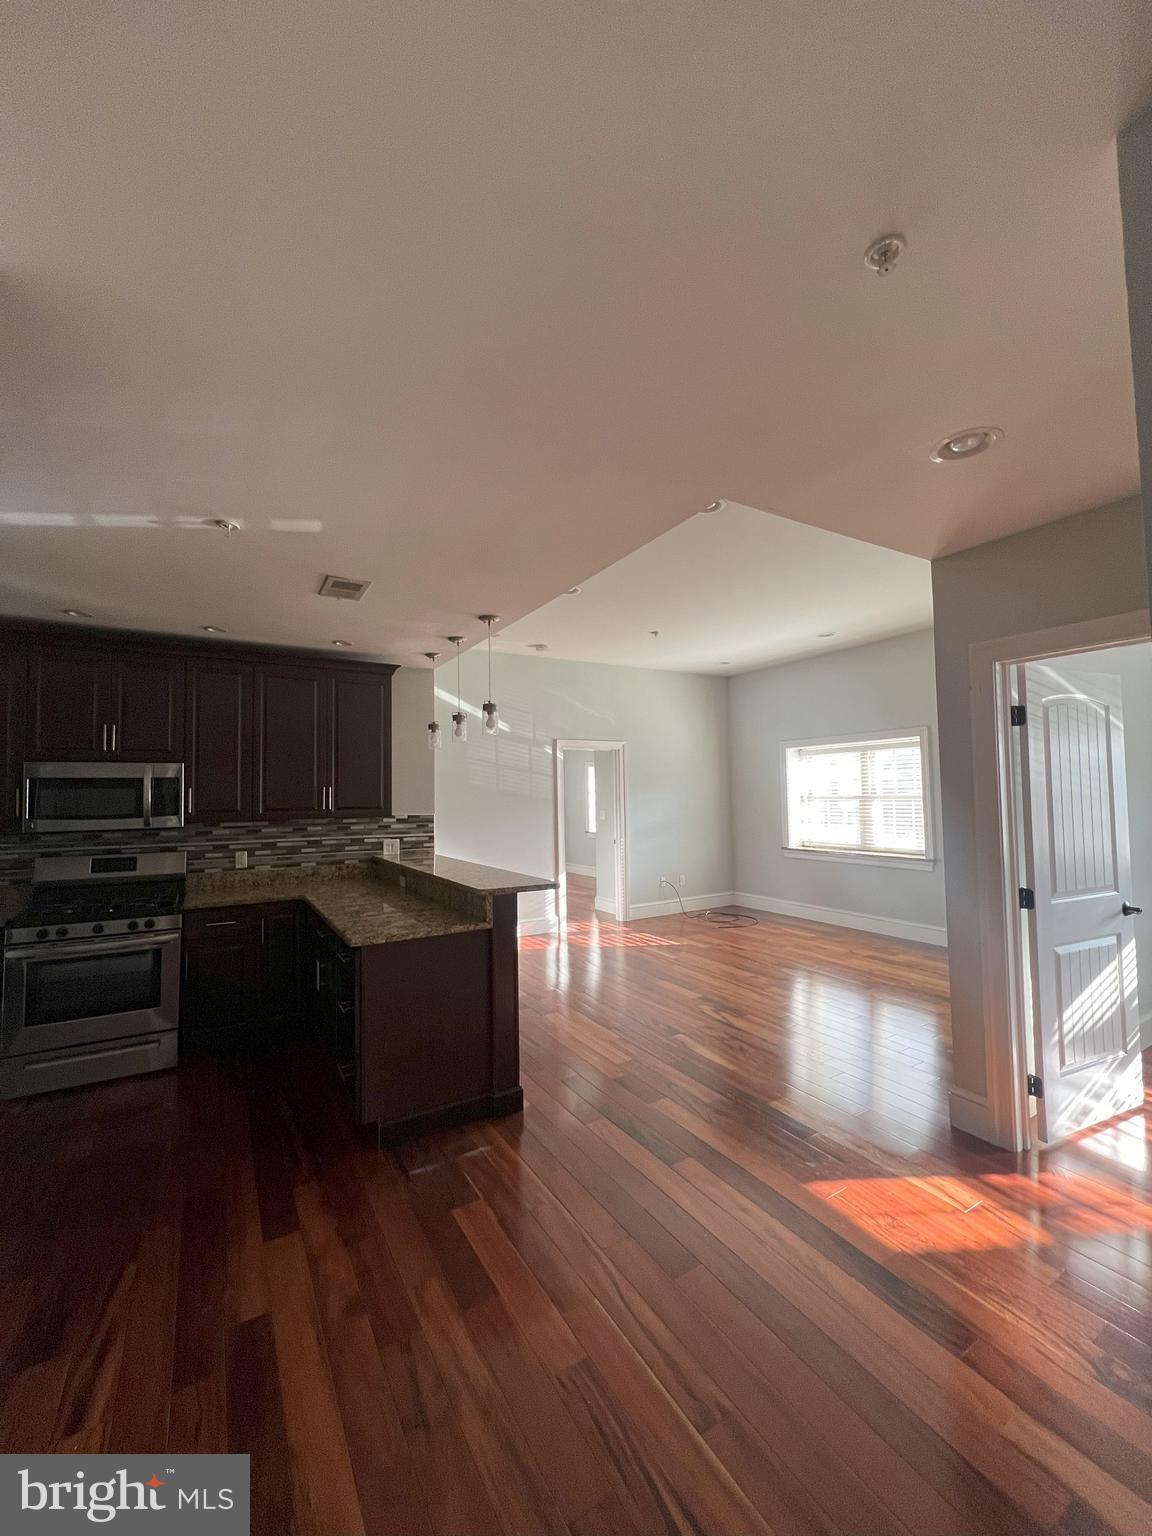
[517,915,558,937]
[594,897,619,917]
[948,1087,1000,1144]
[730,891,947,948]
[628,891,737,920]
[565,863,596,877]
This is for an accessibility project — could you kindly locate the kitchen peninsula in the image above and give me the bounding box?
[183,853,555,1137]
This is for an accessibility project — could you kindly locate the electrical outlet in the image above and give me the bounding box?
[678,874,686,887]
[381,837,400,859]
[234,850,248,870]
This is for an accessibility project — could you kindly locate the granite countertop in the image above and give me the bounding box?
[374,853,557,895]
[184,867,490,948]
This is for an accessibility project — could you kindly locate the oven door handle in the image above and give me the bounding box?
[3,932,182,962]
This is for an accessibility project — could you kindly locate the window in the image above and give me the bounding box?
[584,762,597,835]
[783,730,932,864]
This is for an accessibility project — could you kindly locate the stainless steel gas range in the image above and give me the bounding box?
[0,850,186,1098]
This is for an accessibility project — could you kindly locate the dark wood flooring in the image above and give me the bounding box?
[1,904,1151,1535]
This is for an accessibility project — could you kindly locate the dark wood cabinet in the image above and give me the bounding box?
[1,622,395,826]
[331,671,392,816]
[0,647,26,832]
[26,646,109,759]
[254,662,393,820]
[254,664,328,819]
[182,902,302,1041]
[26,645,184,761]
[109,654,185,760]
[186,658,252,821]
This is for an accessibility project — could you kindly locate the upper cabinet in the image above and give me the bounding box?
[0,646,27,832]
[331,671,392,817]
[254,663,329,820]
[186,658,253,822]
[254,663,393,821]
[26,646,185,761]
[3,626,394,827]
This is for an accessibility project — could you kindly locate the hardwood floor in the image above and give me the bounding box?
[1,907,1151,1535]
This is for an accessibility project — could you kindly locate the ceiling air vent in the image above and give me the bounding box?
[318,574,372,601]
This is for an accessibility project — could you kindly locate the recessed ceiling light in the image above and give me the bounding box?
[719,661,731,666]
[818,631,836,638]
[61,608,92,619]
[202,625,227,634]
[332,640,352,647]
[864,233,906,275]
[528,643,549,652]
[211,519,240,535]
[930,427,1002,463]
[702,499,726,514]
[564,586,582,595]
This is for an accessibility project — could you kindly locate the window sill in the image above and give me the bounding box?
[782,847,936,872]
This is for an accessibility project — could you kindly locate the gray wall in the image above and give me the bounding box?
[433,650,732,925]
[931,495,1149,1100]
[728,629,946,943]
[391,666,435,816]
[562,749,595,869]
[1119,106,1152,603]
[1024,643,1152,1047]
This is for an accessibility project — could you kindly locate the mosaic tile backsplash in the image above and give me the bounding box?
[0,814,435,884]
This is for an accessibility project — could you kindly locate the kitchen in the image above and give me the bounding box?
[0,619,551,1132]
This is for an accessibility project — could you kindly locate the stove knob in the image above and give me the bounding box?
[126,920,139,932]
[143,918,155,930]
[36,928,49,940]
[92,923,105,935]
[55,927,68,938]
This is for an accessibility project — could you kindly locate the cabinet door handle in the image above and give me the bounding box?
[110,722,117,752]
[261,916,266,945]
[102,722,108,752]
[315,959,322,991]
[205,919,238,928]
[186,784,193,816]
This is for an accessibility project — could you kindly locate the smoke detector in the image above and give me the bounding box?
[318,574,372,600]
[864,234,905,275]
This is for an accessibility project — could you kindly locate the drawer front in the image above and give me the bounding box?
[0,1031,177,1098]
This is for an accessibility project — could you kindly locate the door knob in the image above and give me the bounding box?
[1122,902,1143,916]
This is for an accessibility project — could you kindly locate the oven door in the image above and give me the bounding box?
[23,762,149,832]
[1,931,181,1057]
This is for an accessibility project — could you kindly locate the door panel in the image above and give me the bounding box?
[112,655,185,760]
[186,660,252,821]
[26,648,109,759]
[1021,663,1143,1143]
[331,672,391,816]
[0,647,26,831]
[255,665,328,818]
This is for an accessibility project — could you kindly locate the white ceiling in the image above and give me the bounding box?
[498,501,933,674]
[1,2,1149,664]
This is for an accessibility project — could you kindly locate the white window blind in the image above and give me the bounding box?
[785,734,928,858]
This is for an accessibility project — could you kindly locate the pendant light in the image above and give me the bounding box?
[478,614,500,734]
[448,635,467,740]
[423,652,442,749]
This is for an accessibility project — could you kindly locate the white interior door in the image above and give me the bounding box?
[1019,662,1144,1142]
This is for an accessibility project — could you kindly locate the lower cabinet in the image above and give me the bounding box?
[306,912,358,1089]
[181,902,303,1043]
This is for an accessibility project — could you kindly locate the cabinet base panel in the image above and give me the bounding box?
[374,1086,524,1143]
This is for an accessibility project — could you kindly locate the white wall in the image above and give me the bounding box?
[391,666,435,816]
[562,750,595,871]
[931,496,1149,1115]
[728,629,946,946]
[1025,643,1152,1047]
[1119,106,1152,602]
[433,650,732,927]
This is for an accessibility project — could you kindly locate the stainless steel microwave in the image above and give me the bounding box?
[22,762,185,833]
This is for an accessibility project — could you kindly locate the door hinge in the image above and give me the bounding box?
[1027,1073,1043,1099]
[1019,887,1035,910]
[1010,704,1027,726]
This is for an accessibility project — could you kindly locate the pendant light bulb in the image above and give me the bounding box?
[448,635,467,744]
[479,614,500,737]
[427,720,442,750]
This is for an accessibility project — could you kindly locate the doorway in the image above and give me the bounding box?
[1000,638,1151,1148]
[554,740,627,927]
